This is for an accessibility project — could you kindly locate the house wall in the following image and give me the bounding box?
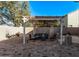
[62,15,68,27]
[68,10,79,27]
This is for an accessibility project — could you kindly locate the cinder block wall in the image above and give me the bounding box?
[67,27,79,36]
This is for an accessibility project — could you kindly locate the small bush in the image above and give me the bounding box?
[15,32,20,37]
[6,33,11,38]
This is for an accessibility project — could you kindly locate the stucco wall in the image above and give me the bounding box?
[0,25,33,41]
[68,10,79,27]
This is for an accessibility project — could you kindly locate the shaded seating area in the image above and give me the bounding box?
[28,27,61,41]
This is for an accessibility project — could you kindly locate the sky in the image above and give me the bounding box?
[29,1,79,16]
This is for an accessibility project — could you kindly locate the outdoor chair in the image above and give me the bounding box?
[29,33,48,41]
[41,33,48,41]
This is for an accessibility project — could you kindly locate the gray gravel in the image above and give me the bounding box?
[0,36,78,57]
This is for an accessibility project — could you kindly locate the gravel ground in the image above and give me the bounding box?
[0,36,78,57]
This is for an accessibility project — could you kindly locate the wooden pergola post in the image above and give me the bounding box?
[60,17,63,45]
[22,16,29,45]
[23,22,26,45]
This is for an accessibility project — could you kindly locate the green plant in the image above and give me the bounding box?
[6,33,11,38]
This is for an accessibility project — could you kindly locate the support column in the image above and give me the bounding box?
[60,22,63,45]
[23,22,26,45]
[33,22,36,35]
[60,18,63,45]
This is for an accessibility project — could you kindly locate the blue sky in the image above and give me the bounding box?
[29,1,79,16]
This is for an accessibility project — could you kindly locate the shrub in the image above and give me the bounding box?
[15,32,20,37]
[6,33,11,38]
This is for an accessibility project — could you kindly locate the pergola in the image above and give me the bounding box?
[22,16,65,45]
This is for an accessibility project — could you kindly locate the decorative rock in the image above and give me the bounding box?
[64,34,72,46]
[0,35,78,57]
